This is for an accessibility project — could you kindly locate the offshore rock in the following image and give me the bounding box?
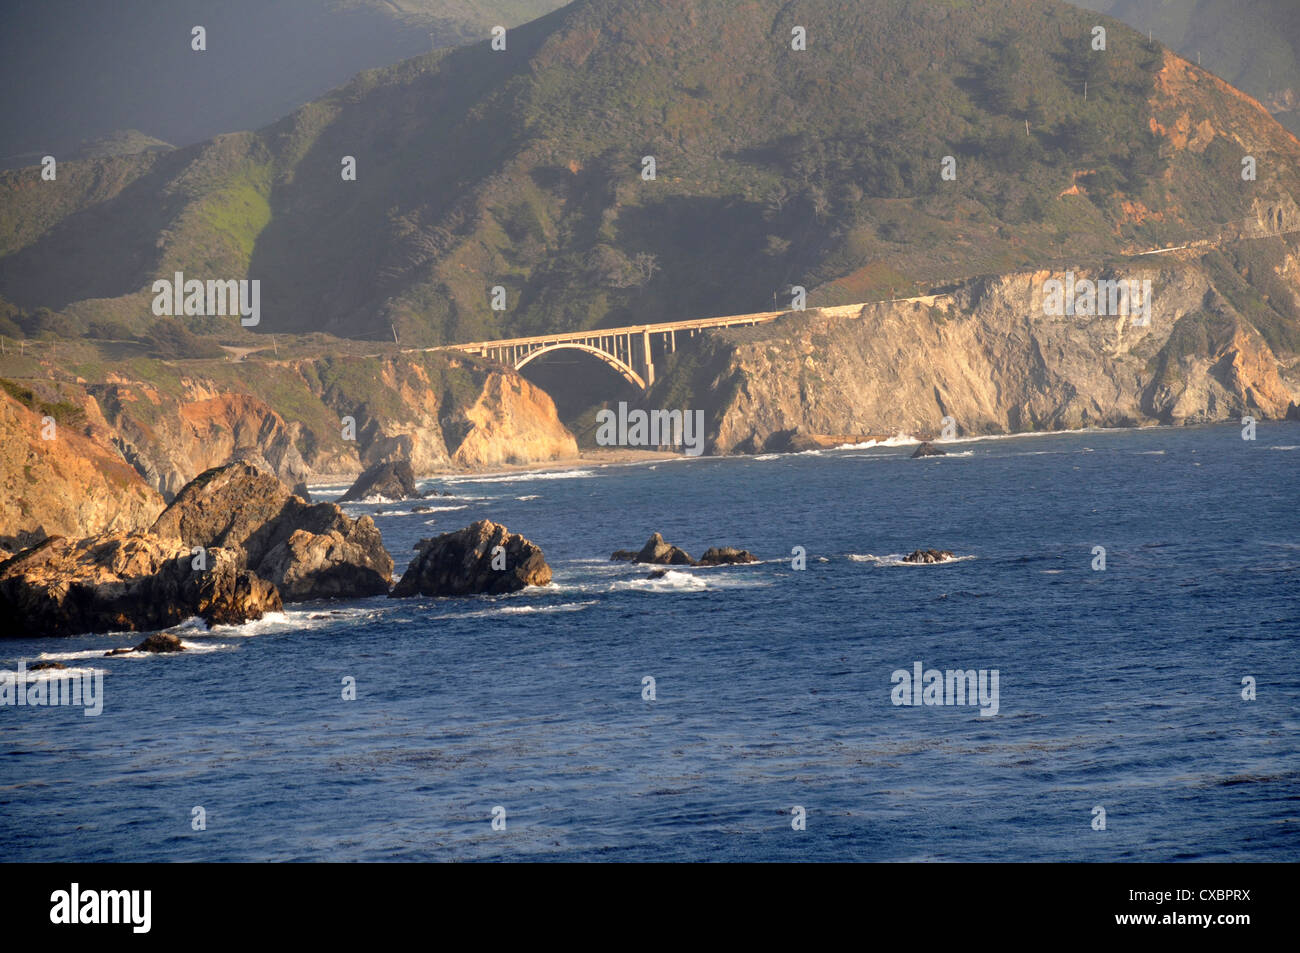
[151,462,393,600]
[338,460,422,503]
[0,534,281,638]
[632,533,696,565]
[910,442,947,458]
[902,549,956,564]
[697,546,759,565]
[391,520,551,597]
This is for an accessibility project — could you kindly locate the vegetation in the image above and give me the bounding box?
[0,0,1297,353]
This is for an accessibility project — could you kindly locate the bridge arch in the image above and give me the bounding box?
[514,342,647,391]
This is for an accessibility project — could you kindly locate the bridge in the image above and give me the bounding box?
[428,297,950,390]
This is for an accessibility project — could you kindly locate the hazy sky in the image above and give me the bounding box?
[0,0,432,165]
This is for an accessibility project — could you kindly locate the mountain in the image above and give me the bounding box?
[1072,0,1300,135]
[0,0,567,170]
[4,0,1298,350]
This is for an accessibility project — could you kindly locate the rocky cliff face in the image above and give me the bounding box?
[0,387,164,549]
[650,255,1300,453]
[0,350,576,542]
[452,372,579,468]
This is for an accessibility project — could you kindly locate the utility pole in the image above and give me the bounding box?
[391,323,399,345]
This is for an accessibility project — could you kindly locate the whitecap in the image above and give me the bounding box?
[614,570,710,592]
[447,469,595,485]
[848,553,975,567]
[6,664,106,681]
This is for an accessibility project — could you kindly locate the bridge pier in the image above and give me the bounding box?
[642,328,654,388]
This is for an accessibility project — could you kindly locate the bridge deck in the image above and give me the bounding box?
[427,296,950,354]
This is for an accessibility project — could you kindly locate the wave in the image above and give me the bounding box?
[516,495,540,501]
[445,469,595,485]
[5,663,106,681]
[848,553,975,567]
[423,599,596,620]
[495,601,596,615]
[613,569,710,592]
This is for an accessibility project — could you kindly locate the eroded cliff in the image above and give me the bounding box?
[0,350,576,543]
[648,251,1300,453]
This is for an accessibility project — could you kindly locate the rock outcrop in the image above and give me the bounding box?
[911,442,947,458]
[612,536,757,566]
[0,534,281,638]
[133,633,185,653]
[902,549,956,564]
[697,546,758,565]
[631,533,695,565]
[151,462,393,601]
[338,460,422,503]
[391,520,551,596]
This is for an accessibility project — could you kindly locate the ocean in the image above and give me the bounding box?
[3,423,1298,861]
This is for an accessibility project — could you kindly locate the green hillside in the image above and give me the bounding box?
[1073,0,1300,135]
[2,0,1298,347]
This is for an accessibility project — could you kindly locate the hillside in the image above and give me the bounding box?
[0,0,567,169]
[4,0,1299,349]
[1073,0,1300,135]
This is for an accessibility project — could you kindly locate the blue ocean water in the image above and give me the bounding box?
[2,423,1297,861]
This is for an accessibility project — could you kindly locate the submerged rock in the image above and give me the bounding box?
[338,460,422,503]
[902,549,955,563]
[28,661,67,670]
[0,533,281,638]
[610,550,638,562]
[910,442,947,458]
[391,520,551,597]
[697,546,758,566]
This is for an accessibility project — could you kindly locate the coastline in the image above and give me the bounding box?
[306,419,1288,490]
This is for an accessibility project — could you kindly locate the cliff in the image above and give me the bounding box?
[0,350,575,543]
[0,385,164,551]
[648,253,1300,453]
